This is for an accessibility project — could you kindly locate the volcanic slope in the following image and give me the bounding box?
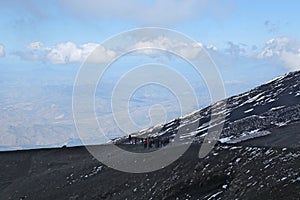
[1,71,300,200]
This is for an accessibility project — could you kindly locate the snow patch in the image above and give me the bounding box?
[244,108,254,113]
[219,136,233,143]
[270,106,285,111]
[219,130,271,144]
[207,191,223,200]
[265,74,285,84]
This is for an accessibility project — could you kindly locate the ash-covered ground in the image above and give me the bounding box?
[0,71,300,200]
[0,142,299,200]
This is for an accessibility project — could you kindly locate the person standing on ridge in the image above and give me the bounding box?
[128,134,132,144]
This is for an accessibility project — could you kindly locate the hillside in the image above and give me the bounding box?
[0,70,299,200]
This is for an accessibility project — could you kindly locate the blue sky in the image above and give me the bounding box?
[1,1,300,76]
[0,1,298,45]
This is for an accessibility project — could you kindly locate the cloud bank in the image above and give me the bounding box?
[15,38,218,64]
[12,36,300,71]
[258,37,300,70]
[15,42,115,64]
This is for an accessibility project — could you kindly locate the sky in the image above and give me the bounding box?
[1,1,300,73]
[1,0,300,149]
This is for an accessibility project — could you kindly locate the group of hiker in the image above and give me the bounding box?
[128,134,170,149]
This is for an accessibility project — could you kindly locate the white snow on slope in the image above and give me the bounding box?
[219,130,271,144]
[244,108,254,113]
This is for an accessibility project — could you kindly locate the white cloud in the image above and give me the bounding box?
[16,41,116,64]
[206,44,218,51]
[258,37,300,70]
[46,42,82,64]
[86,44,117,64]
[46,42,116,64]
[0,44,5,57]
[17,37,219,65]
[129,37,218,60]
[280,50,300,70]
[258,37,290,58]
[27,41,44,50]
